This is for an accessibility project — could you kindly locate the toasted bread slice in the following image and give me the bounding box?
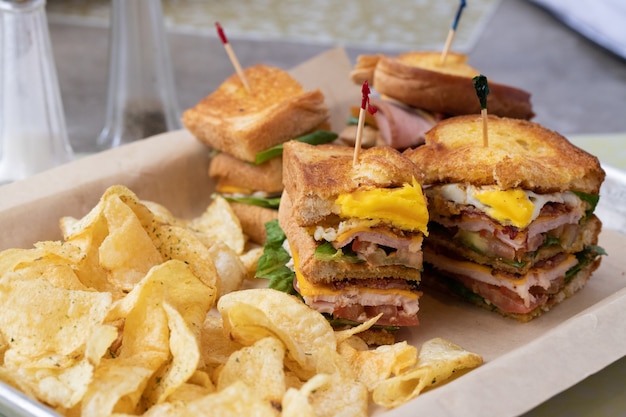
[351,52,534,120]
[404,115,605,194]
[282,141,423,226]
[279,191,423,285]
[183,64,329,162]
[209,152,283,194]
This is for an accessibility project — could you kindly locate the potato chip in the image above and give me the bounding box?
[238,246,264,278]
[216,337,286,406]
[208,241,247,298]
[338,337,418,391]
[99,194,163,291]
[188,196,245,255]
[142,303,201,407]
[141,380,279,417]
[164,370,215,404]
[307,372,369,417]
[281,374,331,417]
[414,337,483,388]
[217,289,336,376]
[150,224,220,294]
[141,200,187,227]
[0,274,112,364]
[372,337,483,408]
[27,357,94,409]
[80,359,154,417]
[107,260,216,340]
[198,315,244,372]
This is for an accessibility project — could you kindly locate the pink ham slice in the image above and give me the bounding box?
[370,97,436,149]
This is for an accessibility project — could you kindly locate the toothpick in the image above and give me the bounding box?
[215,22,250,92]
[440,0,467,66]
[473,74,490,147]
[353,80,378,166]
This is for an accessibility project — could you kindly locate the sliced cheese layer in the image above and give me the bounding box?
[432,184,582,228]
[425,249,578,307]
[335,178,428,234]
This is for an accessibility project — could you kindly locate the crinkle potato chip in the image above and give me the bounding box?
[0,274,112,362]
[99,194,163,291]
[372,337,483,408]
[208,241,247,298]
[188,195,245,255]
[199,315,244,370]
[217,289,336,375]
[339,337,418,391]
[306,372,369,417]
[80,360,154,417]
[142,303,201,407]
[217,337,286,406]
[150,224,221,293]
[141,380,279,417]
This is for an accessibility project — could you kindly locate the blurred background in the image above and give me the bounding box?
[46,0,626,154]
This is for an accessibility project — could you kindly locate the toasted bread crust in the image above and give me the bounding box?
[279,192,422,284]
[404,115,605,194]
[282,141,424,226]
[182,64,329,162]
[209,152,283,194]
[352,52,534,120]
[229,202,278,245]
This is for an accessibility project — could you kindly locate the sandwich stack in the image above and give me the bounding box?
[182,64,331,244]
[404,114,606,321]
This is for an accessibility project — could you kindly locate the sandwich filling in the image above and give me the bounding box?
[290,242,422,326]
[422,184,604,318]
[295,180,428,326]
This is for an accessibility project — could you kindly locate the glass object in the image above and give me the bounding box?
[97,0,181,150]
[0,0,73,184]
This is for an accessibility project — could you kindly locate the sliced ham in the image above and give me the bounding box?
[331,228,424,269]
[304,290,421,326]
[425,249,578,310]
[370,97,436,150]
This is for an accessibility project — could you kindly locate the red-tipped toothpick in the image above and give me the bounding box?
[473,74,490,147]
[215,22,250,92]
[440,0,467,66]
[353,80,378,165]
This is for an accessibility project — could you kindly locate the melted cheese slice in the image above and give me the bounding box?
[425,249,578,307]
[474,188,534,228]
[335,178,428,235]
[435,184,580,228]
[291,244,419,300]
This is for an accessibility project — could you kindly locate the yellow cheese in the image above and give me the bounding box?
[291,244,419,299]
[474,188,534,228]
[215,184,254,195]
[335,178,428,235]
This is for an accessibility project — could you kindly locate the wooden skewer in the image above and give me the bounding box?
[440,0,467,66]
[353,80,377,166]
[481,108,489,147]
[215,22,250,92]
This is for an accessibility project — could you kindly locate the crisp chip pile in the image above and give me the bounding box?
[0,185,482,416]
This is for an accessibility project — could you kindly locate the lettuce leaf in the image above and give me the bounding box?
[255,220,297,295]
[254,131,338,165]
[314,241,363,263]
[221,194,281,209]
[572,191,600,219]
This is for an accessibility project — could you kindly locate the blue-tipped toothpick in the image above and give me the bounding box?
[440,0,467,65]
